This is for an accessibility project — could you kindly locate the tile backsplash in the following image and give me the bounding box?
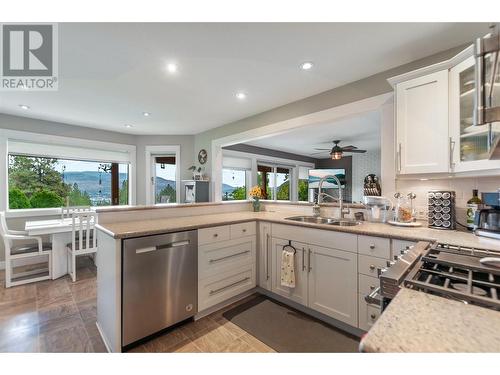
[396,176,500,224]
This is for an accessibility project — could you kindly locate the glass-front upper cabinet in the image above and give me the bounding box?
[450,55,500,172]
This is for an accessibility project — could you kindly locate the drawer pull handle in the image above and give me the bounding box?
[209,277,250,295]
[370,313,377,320]
[369,264,375,270]
[369,244,375,250]
[209,250,250,264]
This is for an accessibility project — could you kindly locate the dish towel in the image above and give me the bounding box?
[280,249,296,288]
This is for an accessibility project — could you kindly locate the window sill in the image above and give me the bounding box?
[5,205,131,218]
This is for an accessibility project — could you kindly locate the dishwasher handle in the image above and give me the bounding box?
[135,240,191,254]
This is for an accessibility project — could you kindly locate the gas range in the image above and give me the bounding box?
[379,241,500,311]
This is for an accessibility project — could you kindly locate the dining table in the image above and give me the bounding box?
[24,217,92,279]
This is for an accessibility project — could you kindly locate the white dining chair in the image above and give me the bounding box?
[66,211,98,282]
[0,211,52,288]
[61,205,92,220]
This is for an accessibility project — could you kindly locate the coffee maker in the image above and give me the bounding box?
[474,190,500,240]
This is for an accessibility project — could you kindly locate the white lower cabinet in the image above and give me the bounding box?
[270,226,358,326]
[271,238,309,306]
[308,244,358,326]
[358,294,381,332]
[198,222,257,312]
[198,264,255,311]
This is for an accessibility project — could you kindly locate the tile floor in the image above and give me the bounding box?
[0,258,275,353]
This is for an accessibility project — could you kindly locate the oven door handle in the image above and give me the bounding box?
[365,287,381,305]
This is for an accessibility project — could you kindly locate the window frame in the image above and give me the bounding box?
[144,145,181,205]
[221,167,250,201]
[221,149,314,203]
[0,129,136,218]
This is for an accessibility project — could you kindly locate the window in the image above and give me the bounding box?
[8,154,130,209]
[153,156,176,204]
[257,164,292,201]
[298,166,311,202]
[222,168,247,201]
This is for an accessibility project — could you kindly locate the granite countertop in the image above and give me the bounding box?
[359,288,500,352]
[95,210,500,251]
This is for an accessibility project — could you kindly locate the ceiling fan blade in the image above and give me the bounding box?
[310,151,330,155]
[345,149,367,153]
[341,145,357,150]
[313,148,332,151]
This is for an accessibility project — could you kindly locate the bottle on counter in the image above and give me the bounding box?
[466,189,482,231]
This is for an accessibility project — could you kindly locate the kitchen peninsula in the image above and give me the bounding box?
[94,201,500,352]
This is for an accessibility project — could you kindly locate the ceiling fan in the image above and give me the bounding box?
[311,140,367,160]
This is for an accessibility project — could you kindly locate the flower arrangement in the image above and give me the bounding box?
[249,186,264,199]
[249,185,263,212]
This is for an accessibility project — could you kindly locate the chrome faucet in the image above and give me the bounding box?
[314,174,348,219]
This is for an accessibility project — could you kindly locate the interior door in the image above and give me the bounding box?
[396,70,450,174]
[307,244,358,326]
[271,238,308,306]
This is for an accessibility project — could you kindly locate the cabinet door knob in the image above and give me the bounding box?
[370,285,375,290]
[369,244,375,250]
[369,264,375,270]
[242,229,247,232]
[370,313,377,320]
[213,233,218,237]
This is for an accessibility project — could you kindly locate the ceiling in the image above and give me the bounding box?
[0,23,490,135]
[245,111,381,158]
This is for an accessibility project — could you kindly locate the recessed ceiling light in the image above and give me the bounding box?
[19,104,30,110]
[143,112,151,117]
[166,63,178,73]
[300,62,314,70]
[236,92,246,100]
[124,124,133,128]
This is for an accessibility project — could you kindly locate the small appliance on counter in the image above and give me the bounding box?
[427,190,456,230]
[474,191,500,240]
[182,180,209,203]
[363,196,392,223]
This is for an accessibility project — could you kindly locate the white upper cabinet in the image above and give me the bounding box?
[449,56,500,173]
[392,46,500,177]
[395,70,450,175]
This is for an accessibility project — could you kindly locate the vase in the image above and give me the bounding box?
[252,198,261,212]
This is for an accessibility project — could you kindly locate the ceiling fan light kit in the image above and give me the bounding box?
[314,140,367,160]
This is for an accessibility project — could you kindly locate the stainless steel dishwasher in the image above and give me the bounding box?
[122,230,197,347]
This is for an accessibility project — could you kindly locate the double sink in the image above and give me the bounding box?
[285,216,360,226]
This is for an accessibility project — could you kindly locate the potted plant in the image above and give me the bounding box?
[249,185,264,212]
[188,165,203,180]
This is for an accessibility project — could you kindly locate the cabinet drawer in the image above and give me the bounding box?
[358,294,381,331]
[358,255,387,277]
[358,235,390,259]
[199,237,255,279]
[198,264,255,311]
[198,225,230,245]
[230,222,256,239]
[358,274,380,297]
[392,239,417,253]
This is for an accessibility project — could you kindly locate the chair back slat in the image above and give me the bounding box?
[71,211,97,252]
[62,206,91,220]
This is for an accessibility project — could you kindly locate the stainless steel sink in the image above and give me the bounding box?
[285,216,360,226]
